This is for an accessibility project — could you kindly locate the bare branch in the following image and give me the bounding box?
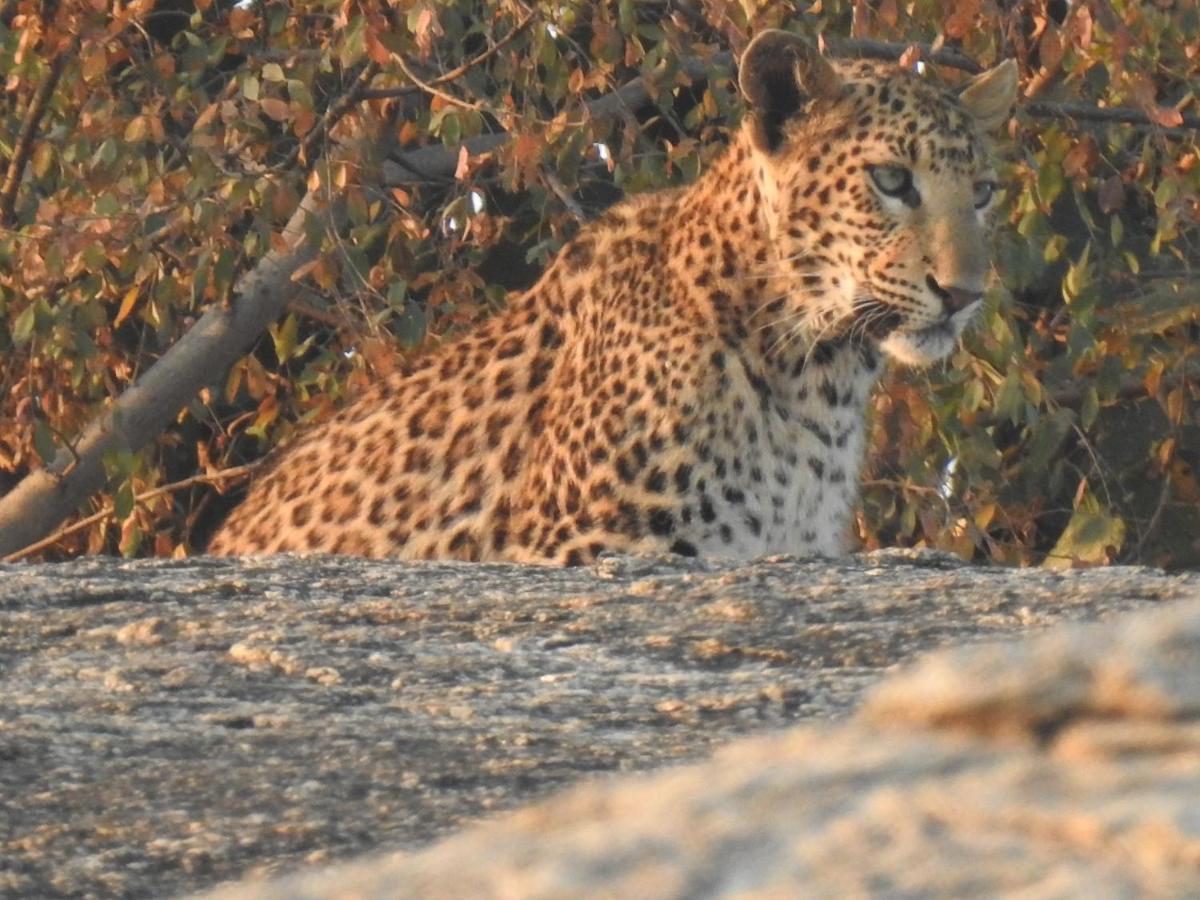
[280,61,382,171]
[359,8,539,102]
[1046,358,1200,409]
[827,37,983,74]
[393,54,484,111]
[380,54,729,185]
[0,190,339,558]
[1025,99,1200,132]
[0,49,70,226]
[543,170,586,222]
[2,463,261,563]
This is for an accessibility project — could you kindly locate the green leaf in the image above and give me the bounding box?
[102,448,137,481]
[1063,244,1092,304]
[267,4,288,34]
[1035,163,1064,209]
[269,313,300,363]
[1025,409,1073,474]
[962,379,984,413]
[1043,233,1067,263]
[1080,386,1099,430]
[262,63,285,82]
[1046,494,1125,569]
[32,421,57,465]
[339,16,366,67]
[618,0,636,34]
[439,111,462,146]
[95,194,121,217]
[92,139,119,167]
[114,481,135,520]
[994,371,1024,424]
[212,248,238,301]
[1153,177,1178,209]
[12,305,37,344]
[287,79,314,109]
[396,300,426,348]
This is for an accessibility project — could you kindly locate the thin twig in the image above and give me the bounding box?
[279,60,382,171]
[828,37,983,74]
[0,50,70,226]
[836,39,1199,131]
[3,463,262,562]
[393,54,484,111]
[1026,99,1200,132]
[380,38,1200,188]
[360,8,538,102]
[287,297,344,328]
[1043,358,1200,409]
[543,170,586,222]
[1133,468,1173,562]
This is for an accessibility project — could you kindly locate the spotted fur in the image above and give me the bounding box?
[208,32,1017,564]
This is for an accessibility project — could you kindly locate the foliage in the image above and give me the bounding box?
[1,0,1197,565]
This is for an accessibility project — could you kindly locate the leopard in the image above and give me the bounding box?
[207,30,1018,565]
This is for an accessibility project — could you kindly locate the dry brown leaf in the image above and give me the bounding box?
[944,0,982,40]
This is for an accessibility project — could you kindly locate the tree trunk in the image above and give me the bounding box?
[0,194,337,558]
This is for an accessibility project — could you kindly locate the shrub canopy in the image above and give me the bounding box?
[1,0,1197,565]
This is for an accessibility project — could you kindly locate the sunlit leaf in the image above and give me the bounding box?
[269,313,300,363]
[114,287,140,327]
[1046,493,1125,569]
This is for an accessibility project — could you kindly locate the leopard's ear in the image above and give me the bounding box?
[739,30,841,153]
[959,59,1019,132]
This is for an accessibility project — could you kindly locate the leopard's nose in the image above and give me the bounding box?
[926,275,982,315]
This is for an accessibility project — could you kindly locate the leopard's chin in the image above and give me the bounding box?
[878,302,980,367]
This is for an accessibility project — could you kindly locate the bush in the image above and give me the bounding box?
[1,0,1197,565]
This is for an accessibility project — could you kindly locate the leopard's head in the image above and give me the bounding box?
[739,30,1017,366]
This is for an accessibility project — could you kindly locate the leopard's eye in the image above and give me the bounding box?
[868,164,914,199]
[973,179,997,209]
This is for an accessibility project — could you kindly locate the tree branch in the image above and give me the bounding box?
[2,464,260,563]
[380,53,730,184]
[392,54,484,110]
[1045,358,1200,410]
[1025,99,1200,132]
[280,61,382,171]
[376,40,1198,188]
[0,50,70,226]
[827,37,983,74]
[0,191,340,558]
[359,9,539,102]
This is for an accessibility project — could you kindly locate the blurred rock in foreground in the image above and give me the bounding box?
[200,594,1200,900]
[2,552,1196,898]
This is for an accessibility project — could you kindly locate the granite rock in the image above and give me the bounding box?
[1,551,1195,898]
[200,597,1200,900]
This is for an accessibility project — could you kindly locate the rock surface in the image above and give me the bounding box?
[200,595,1200,900]
[1,552,1196,899]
